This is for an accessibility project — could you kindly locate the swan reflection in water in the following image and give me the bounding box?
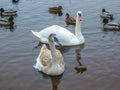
[75,47,87,74]
[39,71,63,90]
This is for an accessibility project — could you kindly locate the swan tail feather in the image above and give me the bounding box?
[31,30,42,40]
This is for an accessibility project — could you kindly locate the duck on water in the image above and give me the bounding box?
[0,16,14,28]
[48,6,63,16]
[102,18,120,31]
[100,8,113,20]
[0,8,17,16]
[65,13,76,26]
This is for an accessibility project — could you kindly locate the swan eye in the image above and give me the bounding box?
[78,13,82,16]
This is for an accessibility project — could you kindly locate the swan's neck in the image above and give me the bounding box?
[75,18,82,39]
[49,40,58,64]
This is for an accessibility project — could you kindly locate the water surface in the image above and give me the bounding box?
[0,0,120,90]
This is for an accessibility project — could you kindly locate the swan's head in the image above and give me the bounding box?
[49,33,56,42]
[49,33,62,46]
[77,11,82,21]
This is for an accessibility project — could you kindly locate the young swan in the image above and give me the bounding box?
[33,33,65,76]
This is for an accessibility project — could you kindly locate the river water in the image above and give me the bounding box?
[0,0,120,90]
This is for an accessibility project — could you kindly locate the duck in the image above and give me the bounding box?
[65,13,76,26]
[48,6,62,14]
[0,17,10,26]
[0,8,17,16]
[0,16,14,26]
[100,8,113,20]
[31,11,85,46]
[102,18,120,31]
[103,22,120,31]
[33,33,65,76]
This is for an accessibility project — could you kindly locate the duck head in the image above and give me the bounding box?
[58,6,63,10]
[102,8,106,12]
[66,13,70,18]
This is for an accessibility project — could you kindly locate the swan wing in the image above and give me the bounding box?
[56,49,65,68]
[33,45,52,71]
[32,25,79,46]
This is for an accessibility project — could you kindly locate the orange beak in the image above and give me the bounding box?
[78,15,82,21]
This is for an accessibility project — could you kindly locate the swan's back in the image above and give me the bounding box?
[39,25,80,45]
[40,45,64,67]
[40,25,75,36]
[33,44,52,71]
[40,45,52,67]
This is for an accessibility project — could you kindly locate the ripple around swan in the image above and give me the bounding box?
[0,0,120,90]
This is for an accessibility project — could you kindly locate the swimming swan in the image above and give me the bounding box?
[33,33,65,76]
[31,11,85,46]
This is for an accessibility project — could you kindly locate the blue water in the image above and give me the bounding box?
[0,0,120,90]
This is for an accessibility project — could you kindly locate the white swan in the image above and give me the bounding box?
[33,33,65,76]
[31,11,84,46]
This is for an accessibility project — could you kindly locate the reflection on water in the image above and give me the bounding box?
[12,0,19,4]
[39,72,63,90]
[0,25,15,32]
[75,48,87,74]
[33,41,85,54]
[50,75,63,90]
[49,11,63,16]
[9,25,15,31]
